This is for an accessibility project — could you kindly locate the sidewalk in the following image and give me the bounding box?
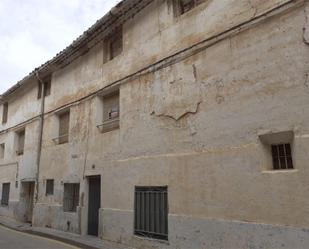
[0,216,135,249]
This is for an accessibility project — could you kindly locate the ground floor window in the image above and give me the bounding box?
[1,183,10,206]
[63,183,79,212]
[134,186,168,240]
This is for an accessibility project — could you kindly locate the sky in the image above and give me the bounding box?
[0,0,120,94]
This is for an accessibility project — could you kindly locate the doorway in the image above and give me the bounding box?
[21,181,35,223]
[87,176,101,236]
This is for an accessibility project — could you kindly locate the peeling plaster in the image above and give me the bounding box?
[152,64,202,121]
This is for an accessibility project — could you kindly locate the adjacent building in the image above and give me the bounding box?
[1,0,309,248]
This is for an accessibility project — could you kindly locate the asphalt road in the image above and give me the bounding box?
[0,225,80,249]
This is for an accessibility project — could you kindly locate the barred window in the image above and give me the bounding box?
[1,183,10,206]
[63,183,79,212]
[46,179,54,196]
[134,186,168,241]
[271,144,293,170]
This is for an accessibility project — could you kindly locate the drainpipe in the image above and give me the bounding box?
[34,72,46,203]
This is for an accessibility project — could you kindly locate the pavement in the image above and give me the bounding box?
[0,216,135,249]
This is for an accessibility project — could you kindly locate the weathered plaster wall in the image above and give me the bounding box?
[0,79,41,220]
[1,0,309,248]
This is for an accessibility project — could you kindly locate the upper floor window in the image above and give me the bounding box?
[174,0,206,16]
[103,27,123,63]
[58,110,70,144]
[97,90,120,133]
[2,102,8,124]
[16,128,25,156]
[0,143,5,159]
[38,77,51,99]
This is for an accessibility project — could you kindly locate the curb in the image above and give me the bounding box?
[0,221,100,249]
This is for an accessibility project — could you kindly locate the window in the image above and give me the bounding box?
[103,27,123,63]
[38,77,51,99]
[46,179,54,196]
[134,186,168,241]
[1,183,10,206]
[97,91,120,133]
[174,0,206,15]
[271,144,293,170]
[259,131,294,171]
[58,111,70,144]
[0,144,4,159]
[16,129,25,156]
[63,183,79,212]
[2,102,8,124]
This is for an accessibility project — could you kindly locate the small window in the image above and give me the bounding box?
[46,179,54,196]
[58,111,70,144]
[174,0,206,15]
[16,129,25,156]
[38,77,51,99]
[2,102,8,124]
[1,183,10,206]
[0,144,4,159]
[134,186,168,241]
[63,183,79,212]
[271,144,294,170]
[103,27,123,63]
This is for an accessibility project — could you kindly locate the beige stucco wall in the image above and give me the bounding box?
[1,0,309,248]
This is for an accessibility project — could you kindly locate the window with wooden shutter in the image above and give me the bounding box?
[103,27,123,63]
[174,0,206,16]
[0,144,4,159]
[98,91,120,133]
[58,111,70,144]
[2,102,8,124]
[16,129,25,156]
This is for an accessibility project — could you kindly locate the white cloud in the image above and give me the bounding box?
[0,0,120,94]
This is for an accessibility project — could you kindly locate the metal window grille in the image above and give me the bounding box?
[2,102,8,124]
[134,186,168,241]
[63,183,79,212]
[271,144,293,170]
[46,179,54,196]
[1,183,10,206]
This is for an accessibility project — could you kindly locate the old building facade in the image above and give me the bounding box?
[1,0,309,248]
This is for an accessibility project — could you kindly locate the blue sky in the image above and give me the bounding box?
[0,0,120,94]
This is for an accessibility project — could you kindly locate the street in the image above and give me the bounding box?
[0,225,79,249]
